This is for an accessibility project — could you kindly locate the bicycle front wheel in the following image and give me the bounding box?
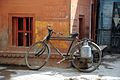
[25,41,50,70]
[70,41,102,72]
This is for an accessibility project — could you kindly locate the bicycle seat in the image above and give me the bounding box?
[70,32,79,38]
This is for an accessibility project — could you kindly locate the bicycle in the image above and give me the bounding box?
[25,26,102,72]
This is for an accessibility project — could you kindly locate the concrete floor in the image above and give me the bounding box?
[0,54,120,80]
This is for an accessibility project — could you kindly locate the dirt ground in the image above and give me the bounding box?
[0,54,120,80]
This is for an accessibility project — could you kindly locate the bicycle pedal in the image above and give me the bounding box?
[57,62,61,64]
[57,58,66,64]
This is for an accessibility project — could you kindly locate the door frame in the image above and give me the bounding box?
[79,15,85,39]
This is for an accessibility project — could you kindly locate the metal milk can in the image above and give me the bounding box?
[80,41,92,58]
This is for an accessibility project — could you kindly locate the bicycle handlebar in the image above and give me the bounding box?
[47,26,63,36]
[47,26,93,41]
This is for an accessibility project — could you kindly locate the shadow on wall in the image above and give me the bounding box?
[0,28,8,49]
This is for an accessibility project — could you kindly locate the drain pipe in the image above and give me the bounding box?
[89,0,93,39]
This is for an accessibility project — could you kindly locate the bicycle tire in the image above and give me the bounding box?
[70,41,102,72]
[25,41,50,70]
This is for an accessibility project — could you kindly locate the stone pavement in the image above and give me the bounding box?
[0,54,120,80]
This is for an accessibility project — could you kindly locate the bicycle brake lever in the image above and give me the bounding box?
[52,30,56,34]
[59,32,63,35]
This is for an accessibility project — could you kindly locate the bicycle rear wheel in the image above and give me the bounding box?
[25,41,50,70]
[70,41,102,72]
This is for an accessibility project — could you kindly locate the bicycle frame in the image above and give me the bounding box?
[42,27,79,60]
[49,37,77,58]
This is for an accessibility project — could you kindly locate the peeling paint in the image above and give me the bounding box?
[35,20,69,50]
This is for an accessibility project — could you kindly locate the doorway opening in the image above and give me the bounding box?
[79,15,84,39]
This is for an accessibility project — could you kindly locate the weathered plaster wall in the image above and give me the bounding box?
[0,0,70,50]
